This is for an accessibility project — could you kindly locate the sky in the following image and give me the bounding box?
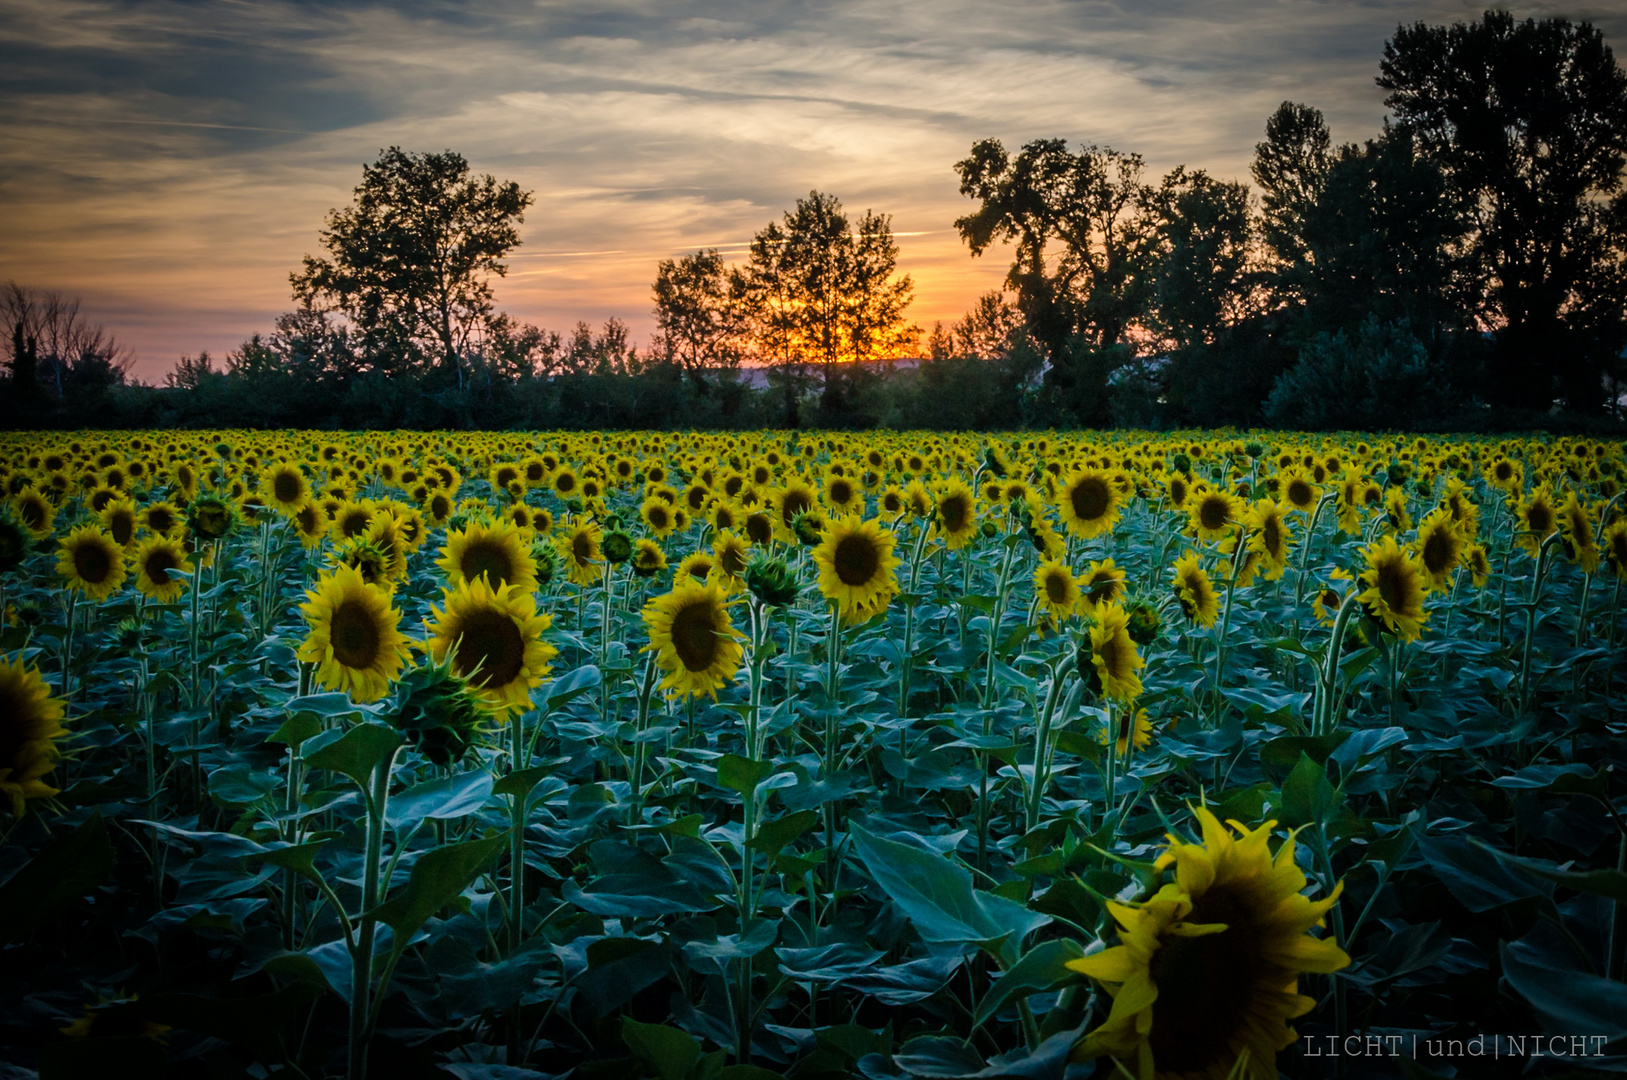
[4,0,1625,383]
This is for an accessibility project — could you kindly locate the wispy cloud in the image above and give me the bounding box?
[3,0,1624,378]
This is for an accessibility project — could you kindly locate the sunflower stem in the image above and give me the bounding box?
[1517,531,1565,719]
[630,651,659,820]
[1315,592,1363,737]
[348,745,398,1080]
[1208,545,1246,725]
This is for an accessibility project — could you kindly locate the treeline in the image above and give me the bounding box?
[4,11,1626,433]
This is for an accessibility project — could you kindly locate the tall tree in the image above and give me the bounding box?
[291,147,533,385]
[1,283,132,402]
[1143,167,1255,350]
[1251,102,1334,279]
[651,249,748,391]
[740,191,918,419]
[954,140,1158,420]
[1379,12,1627,409]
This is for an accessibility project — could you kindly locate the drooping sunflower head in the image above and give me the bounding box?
[1088,602,1145,702]
[1032,559,1081,624]
[296,563,411,704]
[813,516,901,624]
[641,577,745,700]
[131,535,193,603]
[1557,494,1600,573]
[438,518,538,594]
[1170,551,1220,629]
[56,525,127,602]
[1058,468,1119,540]
[0,654,69,815]
[423,577,556,717]
[1357,535,1428,642]
[1067,805,1348,1080]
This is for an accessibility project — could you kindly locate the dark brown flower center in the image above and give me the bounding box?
[670,600,721,671]
[1045,572,1071,605]
[73,539,113,585]
[142,547,181,585]
[330,599,381,669]
[452,610,524,689]
[274,471,303,504]
[833,533,880,587]
[1070,478,1111,522]
[1199,496,1229,532]
[1147,883,1269,1074]
[1422,528,1456,574]
[461,538,516,587]
[780,490,812,526]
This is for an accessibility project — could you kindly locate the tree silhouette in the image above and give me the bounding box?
[292,148,533,387]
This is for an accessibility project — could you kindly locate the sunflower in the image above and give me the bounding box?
[1244,499,1292,581]
[438,518,537,593]
[1189,488,1241,543]
[1033,559,1081,624]
[769,479,820,544]
[1558,494,1600,574]
[331,499,374,543]
[641,496,679,539]
[677,550,716,586]
[263,462,310,513]
[1412,508,1463,590]
[12,487,54,540]
[823,473,861,513]
[423,577,556,717]
[1100,707,1154,758]
[1382,487,1412,533]
[0,655,69,815]
[814,516,901,624]
[1311,579,1345,627]
[1058,468,1120,539]
[903,479,934,520]
[1067,805,1349,1080]
[641,577,745,700]
[558,517,604,587]
[712,529,751,582]
[1279,470,1319,514]
[99,497,140,549]
[1464,541,1492,589]
[130,535,193,603]
[631,538,668,578]
[57,525,126,602]
[296,564,412,703]
[1516,486,1558,557]
[932,479,978,550]
[1079,557,1126,616]
[1164,472,1192,510]
[1088,603,1145,702]
[1357,535,1428,642]
[1171,551,1220,629]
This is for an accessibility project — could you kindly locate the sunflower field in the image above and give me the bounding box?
[2,429,1626,1079]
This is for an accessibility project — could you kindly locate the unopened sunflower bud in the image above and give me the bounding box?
[187,495,236,541]
[393,659,489,767]
[1124,599,1160,646]
[602,530,633,565]
[745,556,798,607]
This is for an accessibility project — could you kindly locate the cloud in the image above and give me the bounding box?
[2,0,1623,379]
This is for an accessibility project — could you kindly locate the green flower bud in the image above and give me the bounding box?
[745,556,798,607]
[602,530,633,565]
[1245,442,1265,460]
[792,510,824,548]
[532,540,560,585]
[1125,599,1160,646]
[1172,453,1191,475]
[187,495,237,541]
[393,658,490,767]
